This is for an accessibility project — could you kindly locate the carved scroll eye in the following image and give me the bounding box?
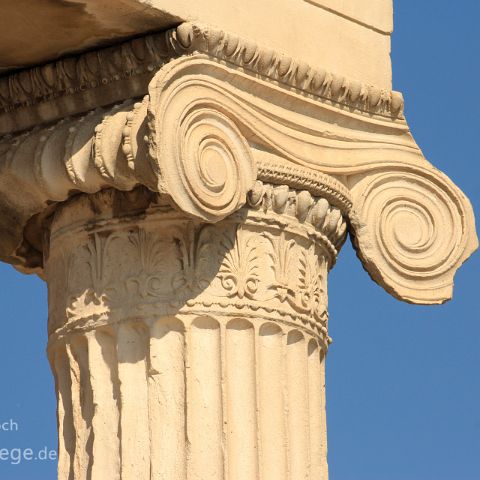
[147,59,257,223]
[172,109,256,222]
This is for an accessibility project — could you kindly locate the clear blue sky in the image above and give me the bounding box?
[0,1,478,479]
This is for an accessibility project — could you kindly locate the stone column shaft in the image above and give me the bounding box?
[45,187,344,479]
[50,314,328,480]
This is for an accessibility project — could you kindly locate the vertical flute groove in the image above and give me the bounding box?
[258,322,287,480]
[254,323,263,480]
[148,317,186,480]
[319,349,328,480]
[86,328,120,479]
[52,345,75,480]
[308,340,325,479]
[67,335,93,480]
[116,321,150,480]
[225,319,258,480]
[187,317,224,480]
[221,320,228,480]
[286,330,309,480]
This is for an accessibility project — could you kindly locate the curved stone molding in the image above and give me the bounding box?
[349,166,478,304]
[165,23,404,117]
[0,100,147,271]
[144,53,476,303]
[146,54,417,176]
[148,76,257,221]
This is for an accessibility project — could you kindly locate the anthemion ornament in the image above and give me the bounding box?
[0,2,476,479]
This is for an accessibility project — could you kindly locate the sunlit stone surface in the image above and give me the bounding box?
[0,1,476,479]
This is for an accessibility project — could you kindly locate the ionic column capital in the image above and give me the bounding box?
[0,22,476,304]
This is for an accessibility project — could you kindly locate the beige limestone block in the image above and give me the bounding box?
[305,0,393,32]
[0,0,393,88]
[149,0,393,88]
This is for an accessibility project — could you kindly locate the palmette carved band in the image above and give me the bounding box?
[0,22,476,305]
[46,187,347,348]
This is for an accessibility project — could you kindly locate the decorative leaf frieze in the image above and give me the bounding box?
[47,188,337,337]
[0,22,404,135]
[295,248,328,322]
[171,222,215,294]
[0,32,171,115]
[85,232,118,305]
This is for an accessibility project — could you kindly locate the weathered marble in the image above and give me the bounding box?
[0,2,476,479]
